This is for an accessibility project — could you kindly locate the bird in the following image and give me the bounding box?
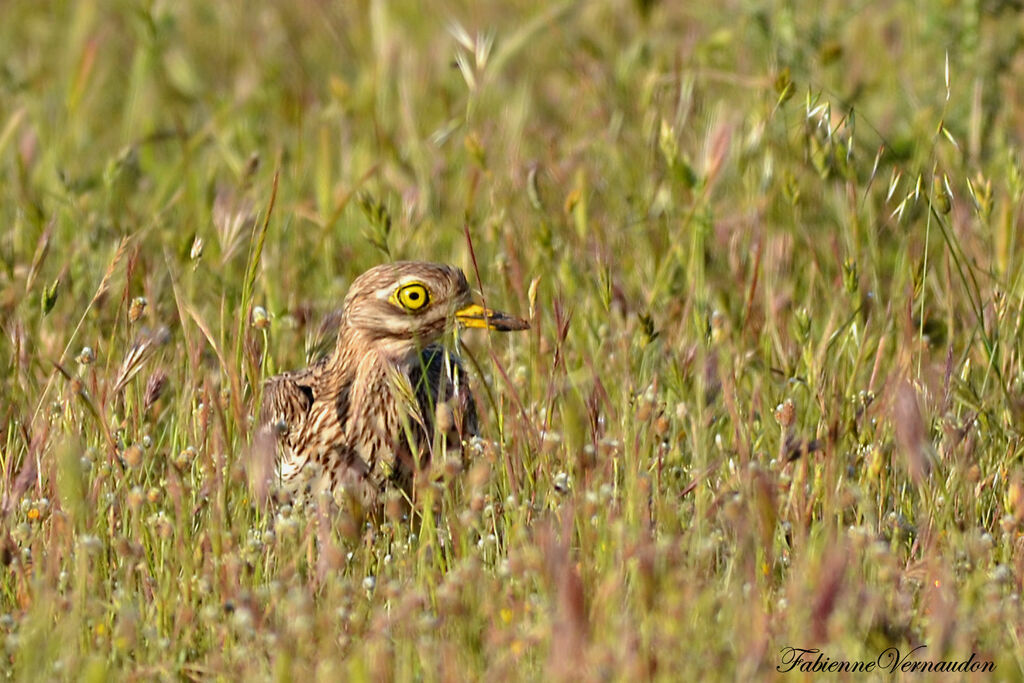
[254,261,529,513]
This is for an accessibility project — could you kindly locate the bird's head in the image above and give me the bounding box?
[341,261,529,358]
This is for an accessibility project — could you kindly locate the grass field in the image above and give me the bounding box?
[2,0,1024,679]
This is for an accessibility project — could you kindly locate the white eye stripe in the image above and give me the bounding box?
[378,277,431,297]
[398,275,424,285]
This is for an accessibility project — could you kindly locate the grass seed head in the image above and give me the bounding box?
[123,445,143,468]
[774,399,795,428]
[128,296,147,323]
[76,346,96,365]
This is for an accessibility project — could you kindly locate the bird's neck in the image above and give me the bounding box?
[328,322,420,374]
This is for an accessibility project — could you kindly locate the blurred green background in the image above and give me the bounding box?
[2,0,1024,679]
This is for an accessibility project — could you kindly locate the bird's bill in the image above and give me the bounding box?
[455,303,530,331]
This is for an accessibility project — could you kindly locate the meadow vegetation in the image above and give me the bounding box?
[2,0,1024,679]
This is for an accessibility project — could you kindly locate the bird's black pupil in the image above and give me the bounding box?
[409,291,419,300]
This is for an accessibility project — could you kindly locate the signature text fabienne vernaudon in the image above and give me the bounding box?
[777,646,995,674]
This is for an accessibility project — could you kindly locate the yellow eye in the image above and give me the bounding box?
[394,282,430,311]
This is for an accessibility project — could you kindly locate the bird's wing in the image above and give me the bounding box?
[258,368,316,439]
[251,368,317,503]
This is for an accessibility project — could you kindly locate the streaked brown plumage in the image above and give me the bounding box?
[255,261,528,511]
